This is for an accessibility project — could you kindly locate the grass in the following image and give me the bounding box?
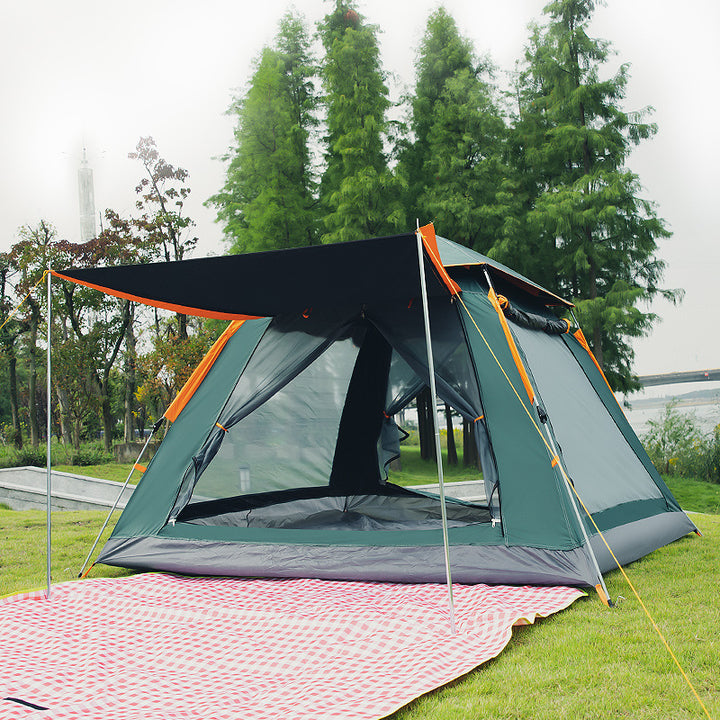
[389,444,482,486]
[53,463,136,484]
[665,476,720,515]
[3,462,719,718]
[0,508,132,598]
[391,514,720,720]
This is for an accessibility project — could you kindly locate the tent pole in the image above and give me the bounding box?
[415,225,457,634]
[45,267,52,599]
[78,418,164,578]
[482,268,611,603]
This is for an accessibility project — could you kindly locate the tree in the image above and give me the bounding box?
[0,254,29,448]
[400,8,505,249]
[515,0,677,391]
[53,231,140,451]
[208,12,319,253]
[9,220,56,448]
[318,2,404,241]
[129,137,197,338]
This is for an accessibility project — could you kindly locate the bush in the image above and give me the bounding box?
[0,441,114,469]
[65,442,114,467]
[13,447,49,468]
[643,401,720,483]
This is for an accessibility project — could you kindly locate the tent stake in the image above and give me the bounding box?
[78,419,163,578]
[415,225,457,634]
[482,268,611,604]
[45,267,52,600]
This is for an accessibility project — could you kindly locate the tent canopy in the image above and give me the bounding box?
[53,231,572,321]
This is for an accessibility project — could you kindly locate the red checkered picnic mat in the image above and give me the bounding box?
[0,574,583,719]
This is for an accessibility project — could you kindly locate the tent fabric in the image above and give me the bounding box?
[0,574,584,720]
[52,231,696,587]
[53,234,455,321]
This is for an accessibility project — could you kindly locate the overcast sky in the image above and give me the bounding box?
[1,0,718,378]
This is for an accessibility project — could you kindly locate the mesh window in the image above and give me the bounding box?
[188,336,360,502]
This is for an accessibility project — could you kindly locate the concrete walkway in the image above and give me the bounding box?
[0,466,134,511]
[0,467,485,512]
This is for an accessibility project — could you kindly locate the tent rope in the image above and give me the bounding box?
[455,292,712,720]
[0,270,48,333]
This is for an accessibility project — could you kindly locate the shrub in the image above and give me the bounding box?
[0,441,114,469]
[66,442,114,467]
[642,401,720,483]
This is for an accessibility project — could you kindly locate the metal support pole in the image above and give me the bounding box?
[46,268,52,599]
[483,268,611,603]
[78,420,163,578]
[415,225,457,634]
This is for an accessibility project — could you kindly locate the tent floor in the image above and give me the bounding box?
[178,484,491,532]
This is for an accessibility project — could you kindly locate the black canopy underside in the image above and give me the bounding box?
[56,234,455,319]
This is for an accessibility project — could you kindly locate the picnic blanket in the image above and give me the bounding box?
[0,573,583,719]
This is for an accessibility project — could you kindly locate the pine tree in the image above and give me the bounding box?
[318,2,404,242]
[516,0,677,391]
[400,9,506,250]
[209,12,318,253]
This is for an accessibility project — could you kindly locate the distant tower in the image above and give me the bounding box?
[78,147,97,241]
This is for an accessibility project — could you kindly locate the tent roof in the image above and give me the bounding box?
[54,232,571,318]
[435,237,572,308]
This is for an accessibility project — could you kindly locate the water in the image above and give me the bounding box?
[624,402,720,438]
[620,381,720,438]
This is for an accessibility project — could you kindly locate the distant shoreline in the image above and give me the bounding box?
[630,396,720,410]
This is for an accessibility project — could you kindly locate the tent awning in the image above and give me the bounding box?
[53,233,460,320]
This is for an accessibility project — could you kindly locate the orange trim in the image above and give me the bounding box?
[164,321,246,422]
[51,271,263,323]
[488,287,535,405]
[572,328,614,394]
[133,463,147,473]
[551,455,560,467]
[417,223,461,296]
[474,415,484,422]
[215,422,228,432]
[496,294,509,310]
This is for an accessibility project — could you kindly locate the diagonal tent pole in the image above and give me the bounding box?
[46,267,52,599]
[415,225,457,634]
[78,419,164,578]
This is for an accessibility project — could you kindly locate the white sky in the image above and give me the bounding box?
[1,0,718,376]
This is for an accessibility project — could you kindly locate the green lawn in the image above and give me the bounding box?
[389,444,482,486]
[3,464,719,719]
[54,463,137,484]
[391,513,719,720]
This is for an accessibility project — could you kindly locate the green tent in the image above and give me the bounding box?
[57,228,696,589]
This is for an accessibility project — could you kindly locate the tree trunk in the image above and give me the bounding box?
[27,305,40,447]
[463,419,478,469]
[8,351,23,449]
[177,312,188,340]
[416,387,436,461]
[56,387,73,447]
[123,309,137,443]
[102,396,114,453]
[445,403,457,466]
